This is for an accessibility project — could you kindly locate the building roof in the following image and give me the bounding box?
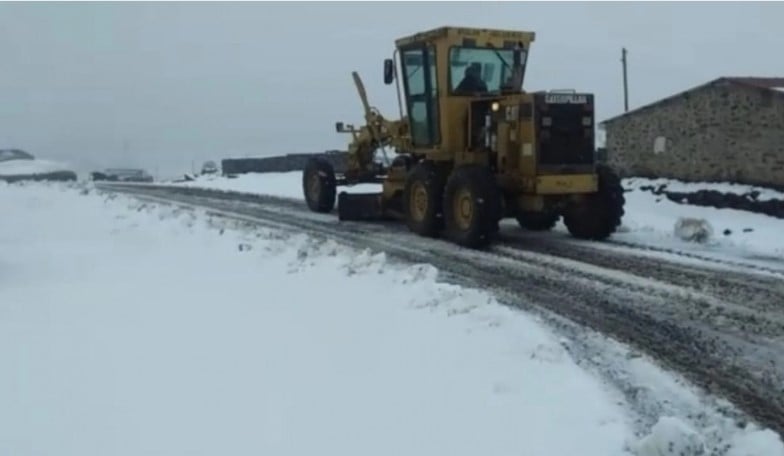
[600,76,784,126]
[725,77,784,90]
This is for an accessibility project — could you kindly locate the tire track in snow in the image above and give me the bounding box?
[102,181,784,277]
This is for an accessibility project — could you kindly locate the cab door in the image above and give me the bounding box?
[400,45,440,148]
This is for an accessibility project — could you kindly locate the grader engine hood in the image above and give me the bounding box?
[534,91,595,169]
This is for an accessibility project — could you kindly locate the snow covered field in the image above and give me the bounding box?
[614,178,784,262]
[168,171,784,265]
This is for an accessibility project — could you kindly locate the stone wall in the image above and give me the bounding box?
[221,151,348,176]
[604,81,784,188]
[0,170,77,183]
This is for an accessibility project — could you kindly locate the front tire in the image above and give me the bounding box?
[442,165,501,248]
[303,157,337,213]
[563,164,625,240]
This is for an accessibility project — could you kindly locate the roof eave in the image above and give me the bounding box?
[600,76,784,126]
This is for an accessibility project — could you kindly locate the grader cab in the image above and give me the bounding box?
[302,26,625,248]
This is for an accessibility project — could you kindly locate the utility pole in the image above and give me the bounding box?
[621,47,629,112]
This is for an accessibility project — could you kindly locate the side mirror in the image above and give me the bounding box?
[383,58,394,85]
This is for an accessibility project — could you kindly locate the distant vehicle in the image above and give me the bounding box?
[91,168,153,182]
[201,161,219,175]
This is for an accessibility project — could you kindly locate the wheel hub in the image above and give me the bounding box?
[454,188,474,230]
[307,173,321,200]
[410,182,428,221]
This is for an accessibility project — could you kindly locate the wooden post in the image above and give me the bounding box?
[622,48,629,112]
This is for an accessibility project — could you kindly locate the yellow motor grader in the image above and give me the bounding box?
[302,26,625,248]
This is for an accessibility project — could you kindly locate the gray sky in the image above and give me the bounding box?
[1,2,782,178]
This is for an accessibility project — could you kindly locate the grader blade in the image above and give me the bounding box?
[337,192,387,221]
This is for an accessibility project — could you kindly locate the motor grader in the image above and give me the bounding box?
[302,26,625,248]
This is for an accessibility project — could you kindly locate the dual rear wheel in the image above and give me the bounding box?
[403,161,625,247]
[404,162,500,248]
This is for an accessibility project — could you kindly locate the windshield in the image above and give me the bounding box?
[449,46,527,94]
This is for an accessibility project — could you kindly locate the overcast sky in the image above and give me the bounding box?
[1,2,782,177]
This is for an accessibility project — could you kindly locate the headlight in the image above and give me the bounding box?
[491,102,500,112]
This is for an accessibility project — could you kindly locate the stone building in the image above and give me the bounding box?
[600,77,784,188]
[221,150,349,176]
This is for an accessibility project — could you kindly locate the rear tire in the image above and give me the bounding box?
[516,211,559,231]
[303,157,337,213]
[563,164,625,240]
[403,161,446,237]
[443,165,501,248]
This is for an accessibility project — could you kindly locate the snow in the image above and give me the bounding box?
[0,181,638,456]
[728,431,784,456]
[3,180,783,455]
[626,176,784,202]
[632,417,784,456]
[165,171,381,197]
[632,417,707,456]
[0,157,75,177]
[615,179,784,261]
[166,171,784,264]
[618,353,784,456]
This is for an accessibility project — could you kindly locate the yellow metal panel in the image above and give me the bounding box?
[497,175,535,193]
[497,122,511,172]
[519,141,536,176]
[517,101,537,177]
[395,26,535,48]
[536,174,598,194]
[382,178,404,200]
[395,27,450,47]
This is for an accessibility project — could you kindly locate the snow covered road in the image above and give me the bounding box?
[3,180,784,456]
[0,181,636,456]
[89,180,784,452]
[168,171,784,269]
